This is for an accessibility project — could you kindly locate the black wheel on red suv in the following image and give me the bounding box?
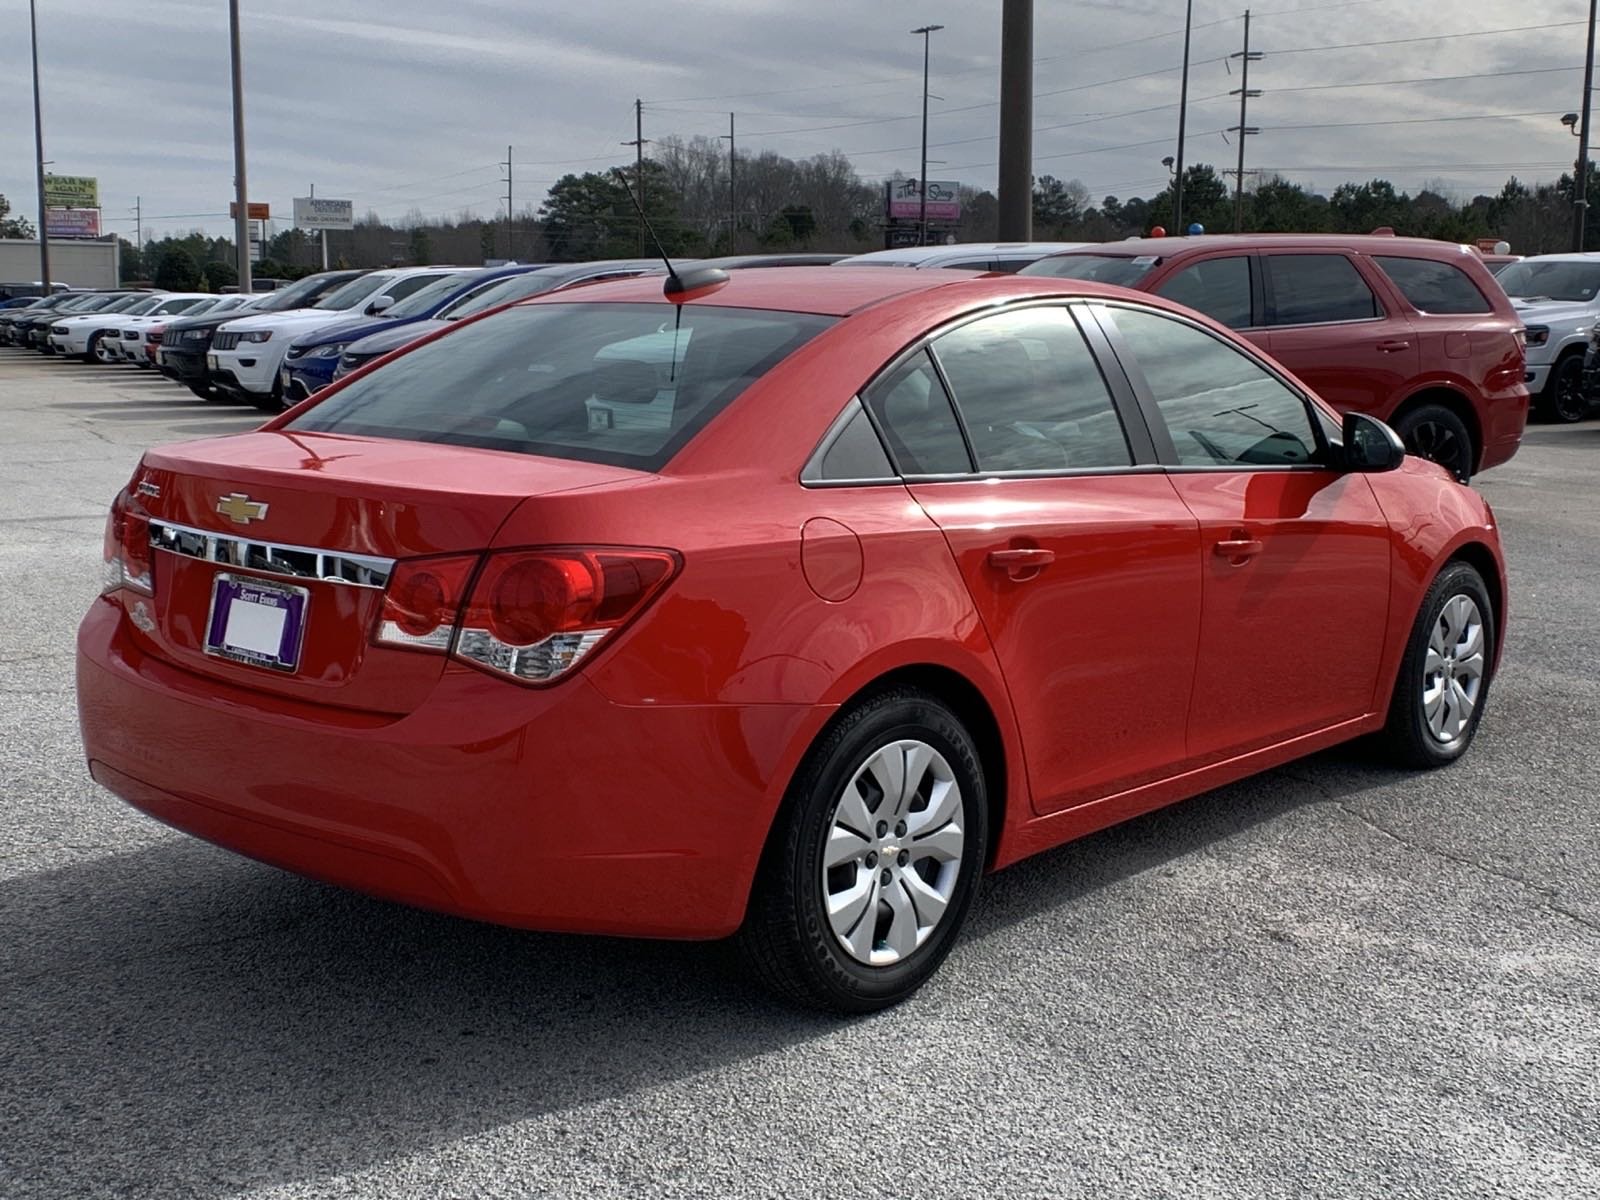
[1393,404,1475,484]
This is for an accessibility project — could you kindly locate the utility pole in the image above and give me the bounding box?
[29,0,50,292]
[997,0,1033,240]
[1575,0,1597,251]
[623,100,649,254]
[501,146,514,260]
[134,196,142,255]
[310,182,328,269]
[1228,10,1262,233]
[1173,0,1194,233]
[228,0,251,292]
[913,24,944,247]
[719,113,736,253]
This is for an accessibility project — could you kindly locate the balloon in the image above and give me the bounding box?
[1188,222,1205,236]
[1150,225,1167,238]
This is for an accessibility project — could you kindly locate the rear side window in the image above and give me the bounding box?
[1374,256,1492,314]
[1155,256,1254,328]
[1266,254,1380,324]
[289,303,835,471]
[806,399,896,482]
[1109,306,1319,468]
[933,307,1130,471]
[862,350,972,475]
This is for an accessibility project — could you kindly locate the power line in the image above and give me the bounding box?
[1268,109,1563,132]
[1269,19,1586,55]
[1265,64,1580,93]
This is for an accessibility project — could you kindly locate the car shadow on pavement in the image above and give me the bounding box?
[0,746,1392,1197]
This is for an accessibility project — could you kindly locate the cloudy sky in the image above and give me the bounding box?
[2,0,1592,244]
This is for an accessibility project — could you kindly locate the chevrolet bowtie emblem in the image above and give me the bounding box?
[216,493,269,525]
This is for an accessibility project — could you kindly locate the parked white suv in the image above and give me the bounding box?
[107,294,218,364]
[1495,253,1600,422]
[207,268,458,408]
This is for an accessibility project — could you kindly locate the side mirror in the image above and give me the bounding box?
[1340,411,1406,473]
[366,294,395,315]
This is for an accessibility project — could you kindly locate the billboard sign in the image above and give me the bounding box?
[45,208,102,238]
[230,201,271,221]
[44,175,99,208]
[886,179,960,222]
[293,196,354,231]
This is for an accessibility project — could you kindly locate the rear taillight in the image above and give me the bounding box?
[101,491,152,595]
[455,549,678,684]
[375,555,478,650]
[373,547,677,683]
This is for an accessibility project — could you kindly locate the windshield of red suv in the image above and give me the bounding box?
[288,302,835,470]
[1496,260,1600,304]
[1020,254,1160,286]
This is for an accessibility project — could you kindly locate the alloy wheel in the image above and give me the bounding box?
[1404,419,1470,482]
[1551,359,1590,423]
[822,738,965,966]
[1422,594,1485,745]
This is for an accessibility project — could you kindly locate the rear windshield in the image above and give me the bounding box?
[1021,254,1159,286]
[1496,260,1600,304]
[288,302,836,470]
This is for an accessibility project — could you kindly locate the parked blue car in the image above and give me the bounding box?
[279,265,547,401]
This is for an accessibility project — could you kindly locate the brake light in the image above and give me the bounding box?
[375,555,478,650]
[454,548,678,685]
[101,490,152,595]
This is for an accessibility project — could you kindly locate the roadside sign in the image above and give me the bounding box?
[292,196,354,231]
[45,208,102,238]
[44,175,99,208]
[885,179,961,222]
[229,201,271,221]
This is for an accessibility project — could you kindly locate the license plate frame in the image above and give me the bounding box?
[203,573,309,673]
[207,352,219,370]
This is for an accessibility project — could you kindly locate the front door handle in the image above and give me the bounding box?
[1377,339,1411,353]
[987,547,1056,579]
[1213,538,1264,563]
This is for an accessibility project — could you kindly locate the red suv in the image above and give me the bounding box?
[1023,235,1528,482]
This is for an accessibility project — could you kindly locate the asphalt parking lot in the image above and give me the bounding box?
[1,345,1597,1199]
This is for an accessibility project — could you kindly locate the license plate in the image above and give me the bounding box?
[207,352,219,370]
[280,367,292,393]
[203,573,308,672]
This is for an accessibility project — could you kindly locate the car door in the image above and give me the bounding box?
[1150,251,1262,332]
[865,304,1204,813]
[1260,250,1419,416]
[1095,302,1392,762]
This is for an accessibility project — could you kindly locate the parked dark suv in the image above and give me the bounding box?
[1023,235,1528,481]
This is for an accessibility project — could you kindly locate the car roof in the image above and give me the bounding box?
[1511,251,1600,263]
[517,265,993,316]
[1041,234,1481,261]
[838,242,1091,267]
[694,253,849,269]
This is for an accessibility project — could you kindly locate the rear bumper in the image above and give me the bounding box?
[76,597,807,939]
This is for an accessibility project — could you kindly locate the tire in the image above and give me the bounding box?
[1377,561,1496,769]
[186,382,219,402]
[82,333,103,364]
[1392,403,1475,484]
[739,687,989,1013]
[1540,353,1591,424]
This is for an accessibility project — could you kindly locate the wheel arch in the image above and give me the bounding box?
[1389,386,1483,471]
[1445,540,1505,664]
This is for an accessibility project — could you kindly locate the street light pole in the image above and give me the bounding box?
[1575,0,1597,252]
[29,0,50,292]
[913,24,944,247]
[997,0,1033,240]
[229,0,251,292]
[1173,0,1194,233]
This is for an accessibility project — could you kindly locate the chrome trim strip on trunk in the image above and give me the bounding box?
[148,519,395,589]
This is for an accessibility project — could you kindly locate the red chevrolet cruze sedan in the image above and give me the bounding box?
[76,267,1505,1012]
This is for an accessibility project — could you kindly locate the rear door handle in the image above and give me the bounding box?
[987,547,1056,579]
[1377,339,1411,352]
[1213,538,1264,563]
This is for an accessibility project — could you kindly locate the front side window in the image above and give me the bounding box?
[1156,256,1254,328]
[1266,254,1381,325]
[1109,306,1320,468]
[1374,256,1491,314]
[381,273,453,305]
[932,306,1130,471]
[861,350,972,475]
[154,298,205,316]
[382,272,476,319]
[289,303,834,471]
[314,274,392,311]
